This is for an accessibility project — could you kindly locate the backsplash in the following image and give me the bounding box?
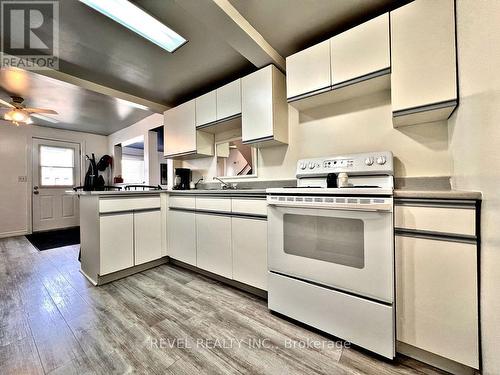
[182,91,451,182]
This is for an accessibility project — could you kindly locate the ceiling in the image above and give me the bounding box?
[0,68,153,135]
[229,0,404,57]
[0,0,406,135]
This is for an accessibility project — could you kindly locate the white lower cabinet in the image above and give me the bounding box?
[196,213,232,279]
[100,213,134,275]
[168,209,197,266]
[134,209,162,265]
[232,217,268,290]
[396,235,479,369]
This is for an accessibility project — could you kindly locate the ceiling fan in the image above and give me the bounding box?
[0,96,59,126]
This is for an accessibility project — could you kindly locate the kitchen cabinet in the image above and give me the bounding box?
[232,217,267,290]
[134,209,162,265]
[196,212,232,279]
[80,194,166,285]
[217,79,241,121]
[395,198,480,371]
[396,235,479,369]
[241,65,288,147]
[167,209,197,266]
[196,90,217,127]
[166,195,268,292]
[99,212,134,275]
[331,13,390,86]
[286,39,331,100]
[286,14,390,111]
[164,99,214,159]
[390,0,457,127]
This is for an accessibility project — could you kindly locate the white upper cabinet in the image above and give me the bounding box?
[242,65,288,147]
[331,13,390,85]
[164,99,214,159]
[216,79,241,120]
[164,100,196,157]
[286,39,331,99]
[195,90,217,127]
[391,0,457,127]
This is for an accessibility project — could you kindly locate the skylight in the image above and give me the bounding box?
[79,0,187,53]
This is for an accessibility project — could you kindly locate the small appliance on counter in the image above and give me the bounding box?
[173,168,192,190]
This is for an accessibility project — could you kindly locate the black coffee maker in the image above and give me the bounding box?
[173,168,191,190]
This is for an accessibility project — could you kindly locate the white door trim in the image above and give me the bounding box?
[30,137,84,233]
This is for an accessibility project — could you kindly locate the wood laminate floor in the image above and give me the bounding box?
[0,236,447,375]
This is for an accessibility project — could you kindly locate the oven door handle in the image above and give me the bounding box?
[267,202,393,212]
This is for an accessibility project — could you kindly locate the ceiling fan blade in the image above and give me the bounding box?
[25,108,58,114]
[0,99,14,108]
[31,113,59,123]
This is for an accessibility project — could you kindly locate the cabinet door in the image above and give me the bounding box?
[331,13,390,85]
[286,39,331,99]
[100,213,134,275]
[396,235,479,368]
[195,90,217,127]
[196,213,232,279]
[232,217,267,290]
[216,79,241,120]
[164,100,196,157]
[390,0,457,112]
[134,209,162,265]
[167,209,196,265]
[242,66,273,143]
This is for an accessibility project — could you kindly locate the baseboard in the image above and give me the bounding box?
[397,341,478,375]
[169,258,268,299]
[0,229,29,239]
[96,257,168,285]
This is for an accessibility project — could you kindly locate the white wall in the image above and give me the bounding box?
[184,91,451,181]
[0,121,108,237]
[107,113,173,187]
[448,1,500,373]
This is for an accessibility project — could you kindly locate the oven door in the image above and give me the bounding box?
[268,202,393,303]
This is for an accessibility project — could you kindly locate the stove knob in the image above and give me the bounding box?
[365,157,374,166]
[376,156,387,165]
[299,162,307,170]
[308,162,315,169]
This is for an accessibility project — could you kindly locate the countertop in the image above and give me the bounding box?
[70,189,267,196]
[394,189,482,200]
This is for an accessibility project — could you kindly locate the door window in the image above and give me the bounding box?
[39,145,75,187]
[283,214,365,268]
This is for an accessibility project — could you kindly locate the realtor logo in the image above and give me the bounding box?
[1,0,59,69]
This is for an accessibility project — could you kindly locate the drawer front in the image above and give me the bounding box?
[99,196,160,213]
[168,196,196,209]
[195,197,231,213]
[231,199,267,216]
[395,205,475,236]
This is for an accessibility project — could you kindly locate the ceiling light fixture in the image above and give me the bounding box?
[79,0,187,53]
[4,109,31,126]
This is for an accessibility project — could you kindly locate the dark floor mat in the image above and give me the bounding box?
[26,227,80,251]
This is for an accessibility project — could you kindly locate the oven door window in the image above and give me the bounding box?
[283,214,365,269]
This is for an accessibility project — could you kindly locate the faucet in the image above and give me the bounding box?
[213,176,233,189]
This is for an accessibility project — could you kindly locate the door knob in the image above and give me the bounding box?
[33,191,39,195]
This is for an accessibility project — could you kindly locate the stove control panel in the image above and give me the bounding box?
[296,151,393,177]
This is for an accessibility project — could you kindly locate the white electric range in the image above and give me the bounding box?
[266,151,395,359]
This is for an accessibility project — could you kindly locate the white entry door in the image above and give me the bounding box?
[32,138,81,232]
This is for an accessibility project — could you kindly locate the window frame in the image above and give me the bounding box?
[38,144,77,188]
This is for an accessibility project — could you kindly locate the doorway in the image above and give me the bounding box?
[32,138,81,232]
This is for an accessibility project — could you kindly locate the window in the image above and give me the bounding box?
[40,146,75,187]
[122,155,145,184]
[216,138,257,178]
